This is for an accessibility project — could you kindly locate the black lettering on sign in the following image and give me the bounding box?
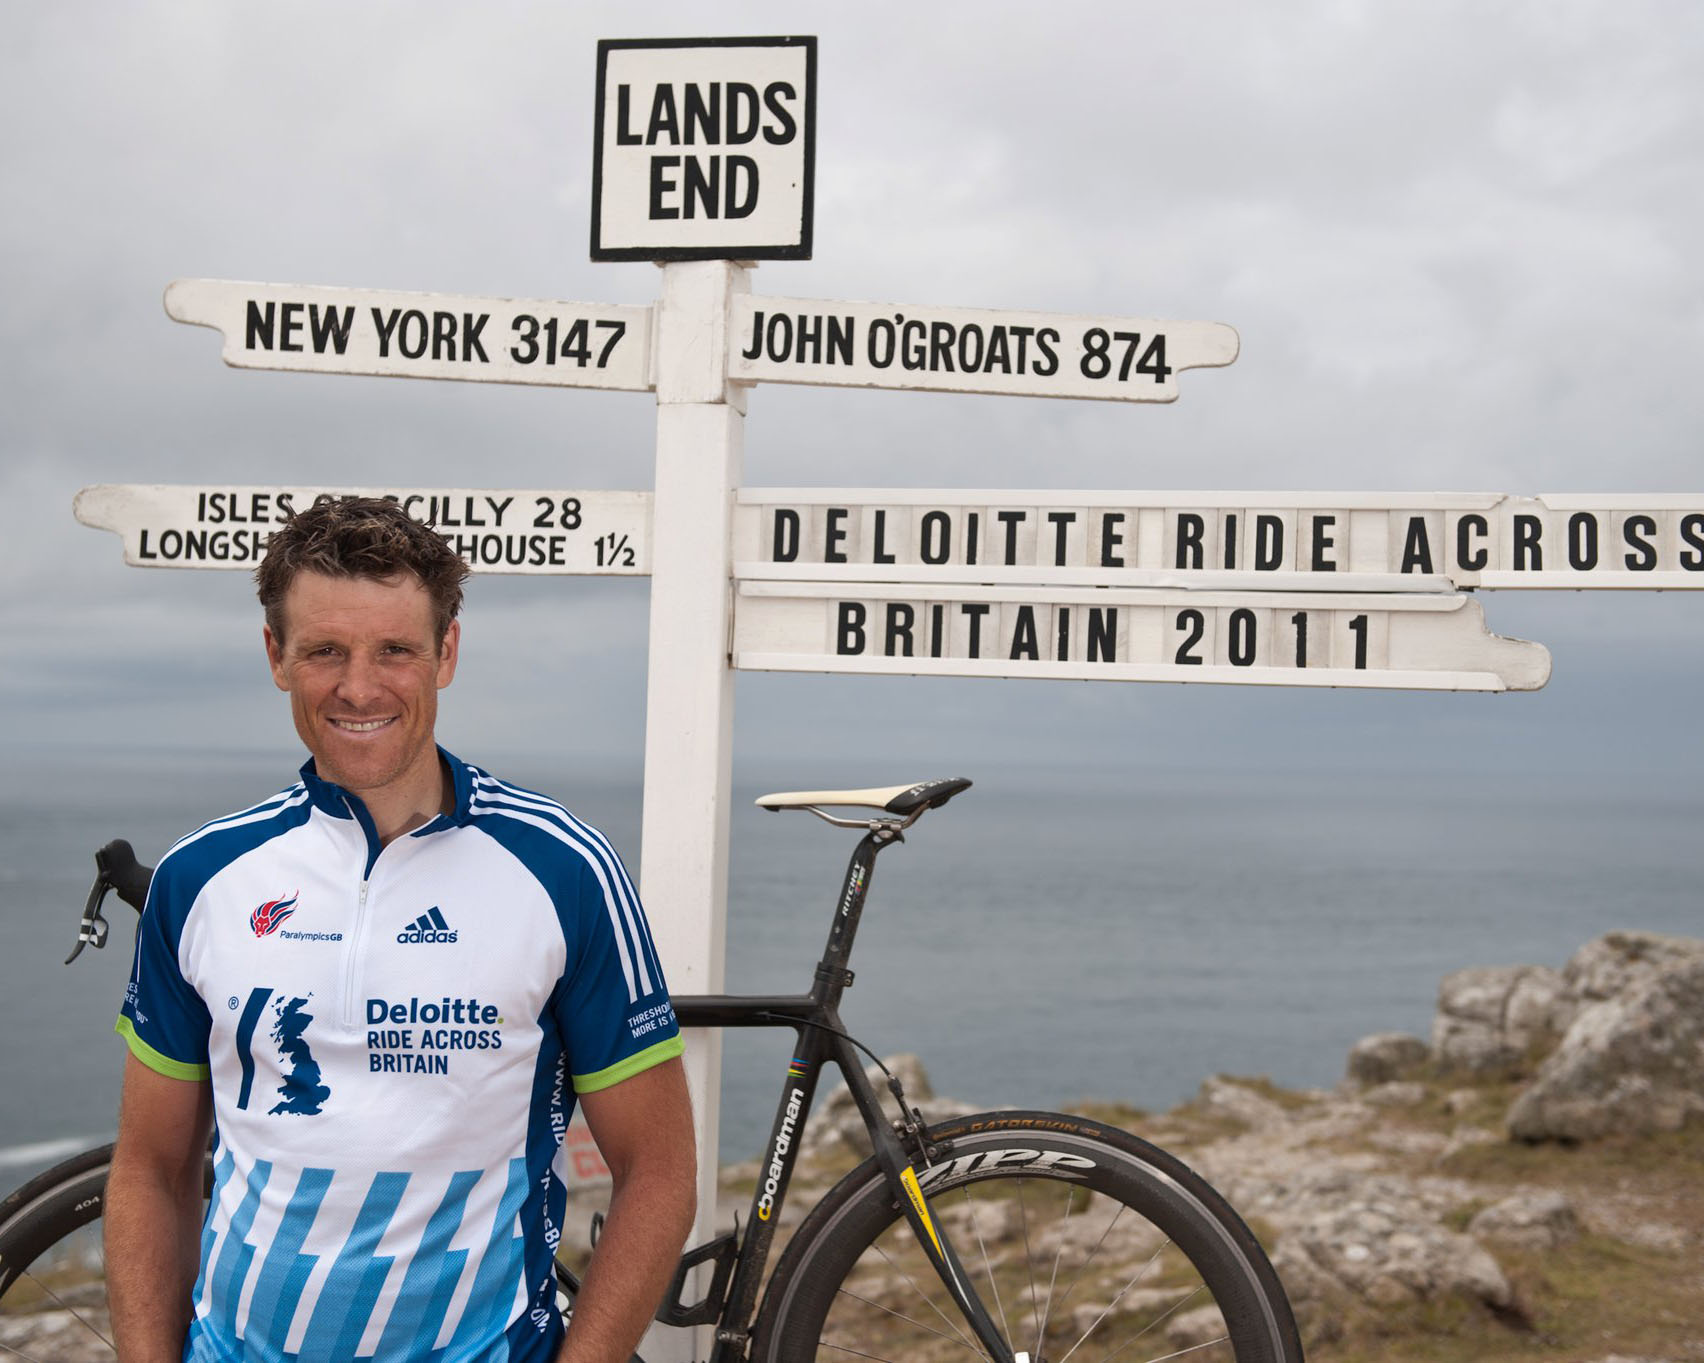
[462,313,489,362]
[1010,606,1039,661]
[1682,514,1704,570]
[1567,512,1599,571]
[1056,609,1070,661]
[965,512,980,566]
[824,508,848,564]
[885,603,914,657]
[743,312,855,365]
[678,153,758,220]
[1223,513,1238,570]
[311,305,354,354]
[836,602,866,655]
[1077,329,1169,384]
[920,511,950,565]
[1046,511,1075,567]
[1100,512,1126,568]
[930,604,946,658]
[684,83,720,144]
[1512,514,1543,570]
[771,509,800,562]
[1401,517,1434,574]
[1034,329,1060,376]
[246,300,273,350]
[279,301,304,352]
[439,531,576,568]
[1623,514,1657,571]
[615,85,643,145]
[1457,515,1489,571]
[138,527,270,563]
[929,321,954,373]
[649,156,680,219]
[1310,516,1337,572]
[1174,609,1205,665]
[762,83,798,144]
[1175,514,1204,570]
[647,84,681,142]
[960,603,990,658]
[870,510,895,565]
[1255,516,1283,572]
[246,301,355,355]
[1088,608,1117,663]
[997,510,1026,566]
[1228,609,1256,666]
[1348,613,1369,669]
[398,311,429,360]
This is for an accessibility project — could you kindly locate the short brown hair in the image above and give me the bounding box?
[256,497,470,645]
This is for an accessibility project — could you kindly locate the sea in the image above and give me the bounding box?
[3,747,1700,1188]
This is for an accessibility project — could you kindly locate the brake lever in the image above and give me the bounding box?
[66,874,113,965]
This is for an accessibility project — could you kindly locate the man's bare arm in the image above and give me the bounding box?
[559,1056,697,1363]
[105,1053,214,1363]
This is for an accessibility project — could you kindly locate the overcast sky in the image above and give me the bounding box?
[4,0,1702,801]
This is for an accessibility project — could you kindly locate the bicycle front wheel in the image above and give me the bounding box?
[0,1143,121,1361]
[752,1111,1302,1363]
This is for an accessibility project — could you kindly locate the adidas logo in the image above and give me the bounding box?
[397,907,458,944]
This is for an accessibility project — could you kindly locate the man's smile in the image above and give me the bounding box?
[330,717,397,733]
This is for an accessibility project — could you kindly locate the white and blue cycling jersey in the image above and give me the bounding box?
[117,749,683,1363]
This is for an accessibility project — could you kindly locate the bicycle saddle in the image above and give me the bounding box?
[755,777,971,815]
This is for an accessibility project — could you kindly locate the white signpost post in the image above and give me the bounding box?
[73,32,1704,1361]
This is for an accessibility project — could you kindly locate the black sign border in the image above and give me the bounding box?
[591,35,817,263]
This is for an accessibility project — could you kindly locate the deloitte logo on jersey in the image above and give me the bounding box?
[397,907,458,944]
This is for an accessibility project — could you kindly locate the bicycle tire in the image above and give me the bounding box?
[750,1110,1303,1363]
[0,1144,216,1362]
[0,1143,121,1360]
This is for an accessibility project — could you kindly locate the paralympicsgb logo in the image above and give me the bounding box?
[250,893,299,937]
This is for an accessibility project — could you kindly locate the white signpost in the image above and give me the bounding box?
[733,489,1704,589]
[77,31,1704,1360]
[163,280,653,391]
[591,37,816,261]
[730,296,1239,402]
[733,582,1550,691]
[73,484,650,574]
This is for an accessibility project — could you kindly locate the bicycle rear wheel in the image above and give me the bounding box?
[751,1111,1302,1363]
[0,1144,121,1361]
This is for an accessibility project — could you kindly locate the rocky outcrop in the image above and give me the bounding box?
[1359,932,1704,1143]
[1431,964,1568,1074]
[1467,1190,1581,1250]
[1507,954,1704,1141]
[1562,930,1704,1005]
[1345,1032,1429,1085]
[1271,1198,1512,1312]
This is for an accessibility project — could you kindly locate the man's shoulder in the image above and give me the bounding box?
[151,781,316,909]
[460,764,629,885]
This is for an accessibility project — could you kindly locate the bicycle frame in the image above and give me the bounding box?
[667,817,1018,1363]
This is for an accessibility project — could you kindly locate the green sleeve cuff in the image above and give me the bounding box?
[115,1016,211,1082]
[572,1034,684,1095]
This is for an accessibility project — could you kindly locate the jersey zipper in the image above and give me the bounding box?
[340,794,385,1030]
[344,878,370,1027]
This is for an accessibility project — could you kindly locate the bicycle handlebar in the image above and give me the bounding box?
[100,839,153,913]
[65,839,152,964]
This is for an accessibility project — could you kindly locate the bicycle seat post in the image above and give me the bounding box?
[808,820,904,1011]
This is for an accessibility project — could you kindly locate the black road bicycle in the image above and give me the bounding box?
[0,778,1303,1362]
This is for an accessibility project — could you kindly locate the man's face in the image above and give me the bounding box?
[263,570,459,802]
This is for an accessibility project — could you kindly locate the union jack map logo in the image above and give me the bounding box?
[250,893,300,937]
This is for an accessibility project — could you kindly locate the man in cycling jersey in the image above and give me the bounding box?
[106,497,695,1363]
